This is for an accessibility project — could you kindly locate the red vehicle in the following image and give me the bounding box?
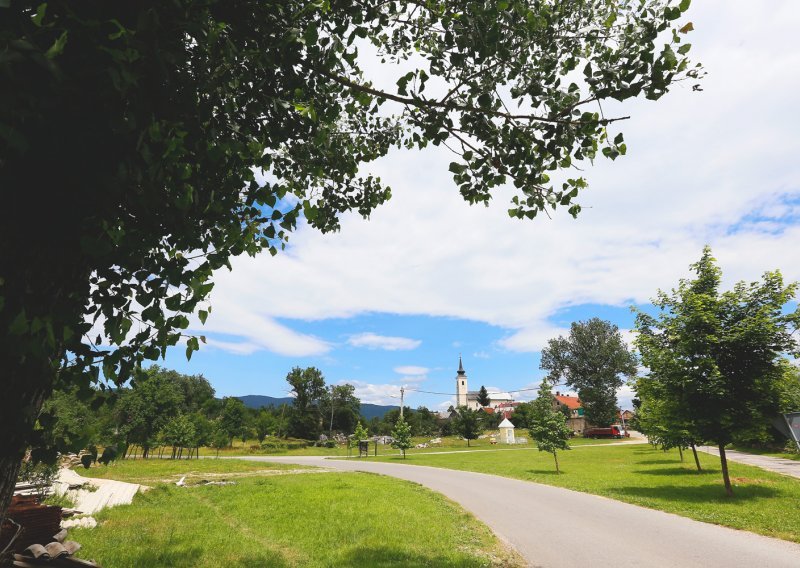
[583,425,629,439]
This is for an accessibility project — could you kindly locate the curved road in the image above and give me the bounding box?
[242,455,800,568]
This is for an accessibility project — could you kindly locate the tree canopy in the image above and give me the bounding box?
[0,0,700,523]
[540,318,637,427]
[635,247,800,495]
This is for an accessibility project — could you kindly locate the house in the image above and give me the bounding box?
[454,357,515,411]
[553,392,586,434]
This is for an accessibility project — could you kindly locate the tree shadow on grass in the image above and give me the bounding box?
[82,546,291,568]
[343,545,489,567]
[633,467,718,476]
[525,469,564,476]
[636,459,684,465]
[610,483,779,504]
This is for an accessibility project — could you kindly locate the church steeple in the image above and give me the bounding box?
[455,355,468,407]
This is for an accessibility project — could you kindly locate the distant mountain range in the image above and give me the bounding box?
[236,395,398,420]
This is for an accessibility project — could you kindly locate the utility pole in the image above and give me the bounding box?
[329,385,336,438]
[400,386,405,419]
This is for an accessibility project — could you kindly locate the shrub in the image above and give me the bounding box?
[80,454,93,469]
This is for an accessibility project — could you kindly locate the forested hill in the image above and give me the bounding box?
[236,395,398,420]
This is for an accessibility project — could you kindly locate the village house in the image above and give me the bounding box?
[553,392,586,434]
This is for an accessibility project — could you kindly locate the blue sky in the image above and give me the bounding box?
[154,2,800,411]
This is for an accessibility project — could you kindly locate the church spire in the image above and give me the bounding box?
[457,354,465,376]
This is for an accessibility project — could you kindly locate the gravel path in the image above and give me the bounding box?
[241,455,800,568]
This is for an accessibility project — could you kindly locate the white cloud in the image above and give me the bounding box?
[347,333,421,351]
[393,365,429,375]
[197,2,800,358]
[472,351,491,359]
[345,380,403,405]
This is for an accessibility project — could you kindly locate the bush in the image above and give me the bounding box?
[98,446,118,465]
[259,438,308,452]
[80,454,93,469]
[18,460,59,501]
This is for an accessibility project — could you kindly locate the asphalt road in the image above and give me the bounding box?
[242,455,800,568]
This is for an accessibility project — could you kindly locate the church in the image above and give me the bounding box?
[454,356,514,411]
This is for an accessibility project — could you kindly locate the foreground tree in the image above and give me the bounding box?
[0,0,701,522]
[529,382,571,473]
[635,248,800,496]
[392,417,413,459]
[541,318,637,427]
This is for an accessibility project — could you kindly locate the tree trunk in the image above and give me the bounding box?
[678,446,684,462]
[0,379,51,527]
[718,444,733,496]
[553,450,560,474]
[691,443,702,471]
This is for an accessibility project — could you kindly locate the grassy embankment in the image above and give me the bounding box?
[369,443,800,543]
[195,432,623,458]
[71,459,523,567]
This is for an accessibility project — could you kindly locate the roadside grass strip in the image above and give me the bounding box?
[69,466,524,567]
[370,444,800,543]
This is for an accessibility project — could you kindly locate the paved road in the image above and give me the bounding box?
[696,446,800,479]
[242,455,800,568]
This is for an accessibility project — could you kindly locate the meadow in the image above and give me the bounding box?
[71,459,523,567]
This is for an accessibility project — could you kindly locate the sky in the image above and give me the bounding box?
[159,1,800,412]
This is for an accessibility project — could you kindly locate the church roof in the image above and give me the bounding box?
[498,418,515,429]
[457,355,466,376]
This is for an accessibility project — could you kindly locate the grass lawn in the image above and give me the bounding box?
[70,460,523,567]
[76,457,300,485]
[195,433,622,458]
[369,444,800,543]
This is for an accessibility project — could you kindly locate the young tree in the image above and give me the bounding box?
[635,377,702,471]
[529,382,572,474]
[351,421,370,455]
[254,411,277,444]
[476,386,491,407]
[541,318,637,427]
[392,417,413,459]
[0,1,701,523]
[452,407,484,447]
[635,247,800,496]
[210,424,230,459]
[160,414,197,459]
[219,397,247,446]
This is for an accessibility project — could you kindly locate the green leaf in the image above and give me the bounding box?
[679,0,691,11]
[677,43,691,55]
[45,30,68,59]
[31,3,47,26]
[198,309,208,324]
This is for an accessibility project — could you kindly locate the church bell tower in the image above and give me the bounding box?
[455,355,468,407]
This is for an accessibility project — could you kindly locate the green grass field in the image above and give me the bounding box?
[194,433,622,458]
[369,444,800,543]
[76,457,301,485]
[70,460,523,567]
